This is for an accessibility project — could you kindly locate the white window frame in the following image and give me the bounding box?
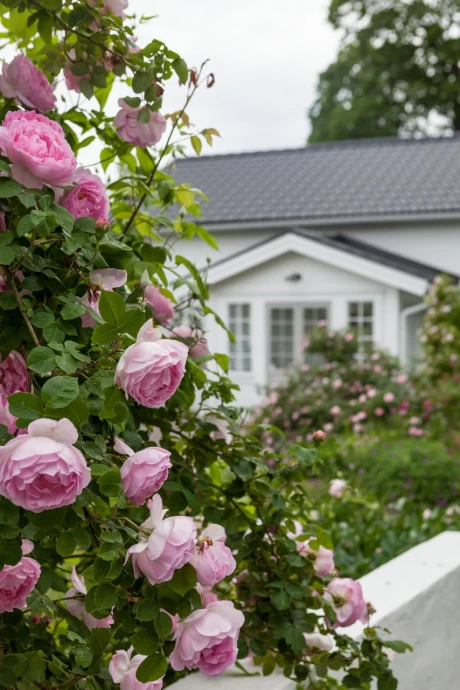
[228,303,252,373]
[347,300,375,352]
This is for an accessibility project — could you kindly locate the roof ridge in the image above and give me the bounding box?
[169,134,460,163]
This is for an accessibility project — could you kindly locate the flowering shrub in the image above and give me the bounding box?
[0,3,406,690]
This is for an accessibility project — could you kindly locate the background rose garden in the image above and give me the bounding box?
[0,2,409,690]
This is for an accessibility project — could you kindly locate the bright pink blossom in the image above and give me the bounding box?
[171,600,244,676]
[144,285,175,325]
[324,577,367,629]
[0,110,77,189]
[0,350,28,434]
[109,647,163,690]
[126,494,196,584]
[171,324,210,359]
[0,55,56,112]
[114,99,167,148]
[191,524,236,586]
[0,418,90,512]
[65,568,114,630]
[81,268,127,328]
[114,437,171,505]
[115,320,188,408]
[61,168,110,221]
[329,479,347,498]
[0,540,40,613]
[296,538,335,576]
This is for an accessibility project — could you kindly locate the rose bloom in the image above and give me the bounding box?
[383,392,395,403]
[0,55,56,112]
[296,538,335,576]
[126,494,196,584]
[63,49,90,93]
[197,584,219,607]
[170,600,244,677]
[89,0,128,17]
[304,631,335,652]
[115,320,188,408]
[0,110,77,189]
[60,167,110,221]
[0,418,90,512]
[0,350,28,434]
[65,568,114,630]
[114,99,167,148]
[114,436,172,505]
[81,267,127,328]
[329,478,347,498]
[144,284,175,325]
[170,324,210,359]
[0,540,40,613]
[191,524,236,587]
[324,577,367,629]
[110,647,163,690]
[374,407,385,417]
[330,405,341,416]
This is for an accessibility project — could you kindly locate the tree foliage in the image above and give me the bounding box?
[309,0,460,142]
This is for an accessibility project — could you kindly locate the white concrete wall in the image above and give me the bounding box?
[171,532,460,690]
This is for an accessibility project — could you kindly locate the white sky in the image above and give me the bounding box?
[126,0,340,155]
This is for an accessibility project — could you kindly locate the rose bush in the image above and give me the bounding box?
[0,3,407,690]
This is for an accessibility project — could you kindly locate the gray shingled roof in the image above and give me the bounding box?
[169,137,460,226]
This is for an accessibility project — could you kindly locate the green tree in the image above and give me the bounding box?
[309,0,460,142]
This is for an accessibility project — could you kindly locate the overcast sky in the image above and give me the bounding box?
[127,0,340,155]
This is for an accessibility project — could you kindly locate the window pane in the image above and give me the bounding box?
[270,308,294,369]
[229,304,251,372]
[348,301,374,352]
[363,302,373,318]
[349,302,359,318]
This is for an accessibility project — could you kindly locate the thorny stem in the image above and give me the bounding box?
[8,270,40,347]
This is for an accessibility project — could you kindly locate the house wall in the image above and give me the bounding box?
[207,252,399,407]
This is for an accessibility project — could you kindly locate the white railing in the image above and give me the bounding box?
[172,531,460,690]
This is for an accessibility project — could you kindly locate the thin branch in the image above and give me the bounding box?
[8,271,40,347]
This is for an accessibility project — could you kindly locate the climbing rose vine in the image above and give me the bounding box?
[0,2,408,689]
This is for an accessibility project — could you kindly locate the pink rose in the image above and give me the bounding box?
[89,0,129,18]
[375,407,385,417]
[60,168,110,221]
[144,285,175,325]
[329,479,347,499]
[191,524,236,586]
[197,584,219,607]
[304,631,335,652]
[170,600,244,677]
[126,495,196,584]
[109,647,163,690]
[65,568,114,630]
[383,392,395,403]
[170,324,210,359]
[0,418,90,512]
[81,268,127,328]
[330,406,341,416]
[324,577,367,629]
[0,55,56,112]
[0,350,28,434]
[114,437,171,505]
[0,539,40,613]
[115,320,188,408]
[114,99,167,148]
[0,110,77,189]
[296,538,335,576]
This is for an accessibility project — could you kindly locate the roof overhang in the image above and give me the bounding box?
[206,231,429,296]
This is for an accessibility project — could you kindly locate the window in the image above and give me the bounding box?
[303,306,328,365]
[270,308,294,369]
[269,305,329,373]
[229,304,251,371]
[348,301,374,347]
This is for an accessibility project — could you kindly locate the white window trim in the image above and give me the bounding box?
[228,302,252,374]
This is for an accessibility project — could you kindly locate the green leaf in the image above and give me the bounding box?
[132,630,158,656]
[61,301,86,321]
[168,564,197,596]
[138,108,151,124]
[55,353,81,374]
[172,58,188,84]
[98,469,121,497]
[0,230,13,246]
[92,323,119,345]
[75,646,93,669]
[262,654,276,676]
[191,135,202,156]
[41,376,79,409]
[27,347,57,373]
[271,590,290,611]
[136,654,168,683]
[384,640,412,654]
[30,310,55,329]
[94,584,118,610]
[0,669,16,687]
[132,71,153,94]
[0,499,19,526]
[154,611,173,638]
[27,507,66,529]
[0,177,22,198]
[123,96,141,108]
[43,321,65,344]
[50,204,74,232]
[119,309,145,338]
[377,675,398,690]
[99,290,126,325]
[7,393,43,420]
[135,598,159,622]
[0,245,14,265]
[88,628,110,655]
[55,532,75,557]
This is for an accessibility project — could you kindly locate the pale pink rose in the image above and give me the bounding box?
[408,426,424,437]
[383,392,395,403]
[89,0,129,18]
[171,324,210,359]
[324,577,367,629]
[332,379,343,389]
[329,479,347,499]
[63,49,90,93]
[345,333,354,342]
[0,350,28,434]
[144,285,175,325]
[115,320,188,408]
[114,99,167,148]
[396,374,408,384]
[301,364,310,372]
[304,631,335,652]
[313,429,327,442]
[65,568,114,630]
[0,110,77,189]
[0,55,56,112]
[409,416,421,425]
[0,539,40,613]
[296,538,335,576]
[114,437,171,505]
[367,388,377,398]
[0,418,90,512]
[374,407,384,417]
[126,494,196,584]
[191,524,236,586]
[206,414,232,443]
[330,406,341,416]
[81,267,127,328]
[170,600,244,677]
[60,167,110,221]
[197,584,218,607]
[109,647,163,690]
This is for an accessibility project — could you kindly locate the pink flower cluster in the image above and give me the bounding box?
[65,568,114,630]
[0,55,56,112]
[110,646,163,690]
[0,540,40,613]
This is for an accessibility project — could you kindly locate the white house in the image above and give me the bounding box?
[170,137,460,407]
